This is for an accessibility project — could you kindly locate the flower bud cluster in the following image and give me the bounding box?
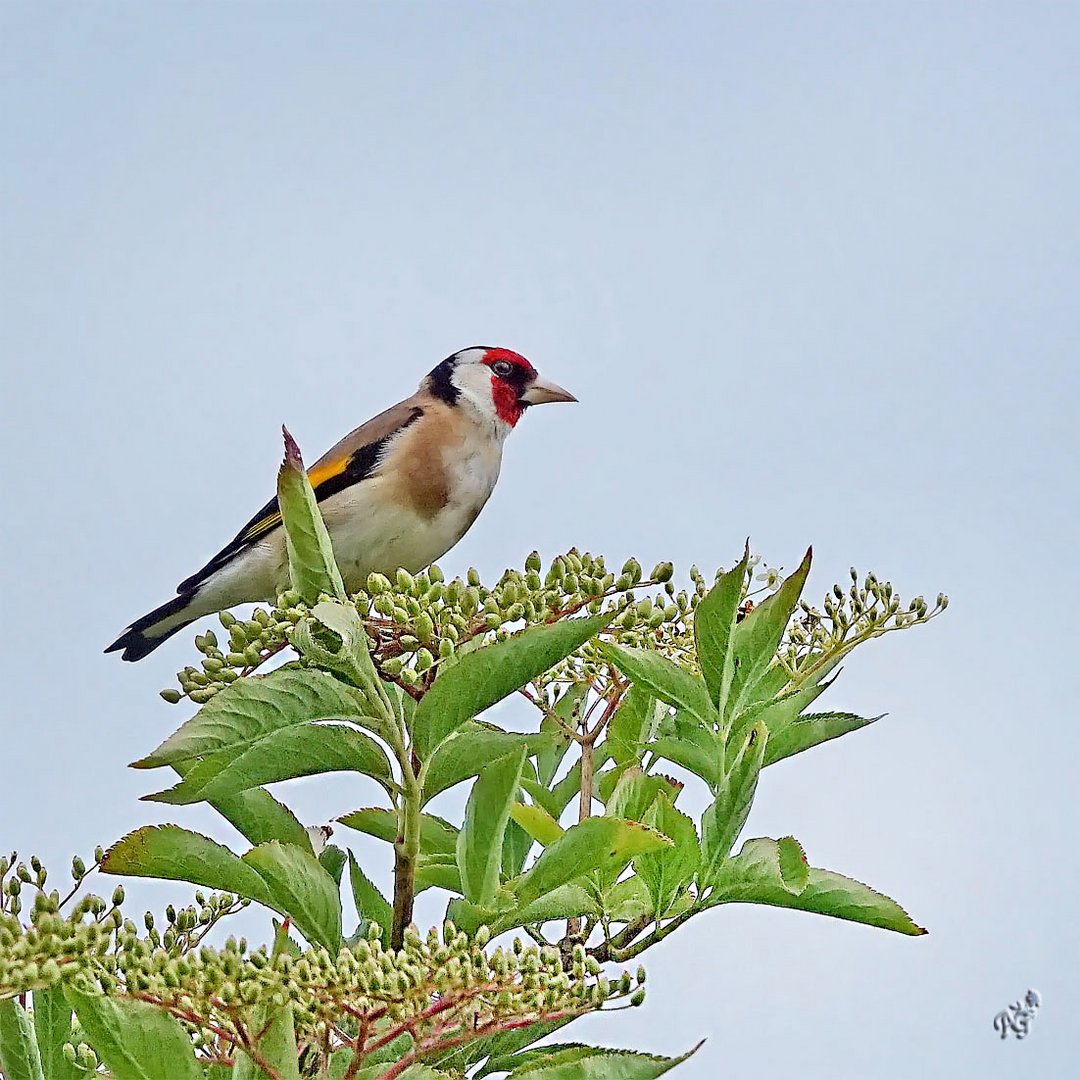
[3,863,641,1073]
[782,568,948,675]
[161,551,945,720]
[162,592,308,704]
[163,553,690,702]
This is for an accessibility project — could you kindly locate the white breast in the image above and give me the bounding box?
[321,415,506,591]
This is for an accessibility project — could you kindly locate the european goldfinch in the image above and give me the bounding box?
[107,347,575,661]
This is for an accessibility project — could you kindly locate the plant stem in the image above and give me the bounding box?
[390,769,421,950]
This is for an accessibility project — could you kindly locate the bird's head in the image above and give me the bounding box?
[424,347,576,429]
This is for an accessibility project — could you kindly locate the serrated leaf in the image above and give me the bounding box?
[338,807,458,857]
[146,722,393,804]
[171,759,311,851]
[505,1043,702,1078]
[604,685,657,767]
[635,793,699,916]
[709,837,925,934]
[776,836,809,894]
[243,841,342,950]
[446,882,597,936]
[698,721,767,885]
[605,768,679,824]
[412,614,610,758]
[602,875,654,923]
[101,826,275,905]
[764,711,880,766]
[598,643,716,728]
[277,427,346,603]
[476,1044,590,1078]
[421,723,550,804]
[509,802,564,845]
[695,546,750,716]
[458,748,526,906]
[724,675,827,768]
[31,986,78,1080]
[64,988,201,1080]
[514,818,671,906]
[450,1017,575,1077]
[133,669,375,769]
[0,999,43,1080]
[729,547,812,715]
[416,854,463,894]
[648,707,722,788]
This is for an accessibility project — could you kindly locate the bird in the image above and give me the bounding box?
[106,346,576,661]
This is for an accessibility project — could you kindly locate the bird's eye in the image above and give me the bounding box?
[491,360,514,377]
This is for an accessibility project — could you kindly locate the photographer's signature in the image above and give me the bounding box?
[993,989,1041,1040]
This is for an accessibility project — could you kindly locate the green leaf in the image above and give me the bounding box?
[446,882,597,936]
[635,793,700,916]
[726,677,830,770]
[598,643,716,728]
[648,707,722,788]
[64,987,201,1080]
[147,722,393,804]
[348,851,392,946]
[476,1044,590,1078]
[338,808,459,857]
[698,721,767,885]
[603,875,654,923]
[421,723,550,804]
[457,747,527,906]
[604,768,679,824]
[101,828,341,949]
[416,854,463,894]
[709,838,926,934]
[0,999,43,1080]
[233,924,302,1080]
[502,812,534,880]
[776,836,809,894]
[452,1017,575,1077]
[605,685,660,767]
[232,1002,301,1080]
[277,426,346,603]
[764,711,880,767]
[243,842,342,950]
[537,684,587,784]
[171,760,311,851]
[319,844,347,887]
[412,614,609,758]
[729,547,812,715]
[509,802,564,846]
[522,753,595,819]
[31,986,79,1080]
[134,668,375,769]
[101,826,275,906]
[695,546,750,716]
[514,818,671,906]
[504,1043,702,1078]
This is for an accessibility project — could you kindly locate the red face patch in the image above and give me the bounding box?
[482,347,536,426]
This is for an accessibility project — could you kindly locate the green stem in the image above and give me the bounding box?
[390,765,421,951]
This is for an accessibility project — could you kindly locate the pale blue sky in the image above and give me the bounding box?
[2,3,1078,1076]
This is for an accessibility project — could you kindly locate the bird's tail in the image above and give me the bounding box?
[105,590,200,662]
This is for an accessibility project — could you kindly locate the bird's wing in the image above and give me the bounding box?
[175,395,428,594]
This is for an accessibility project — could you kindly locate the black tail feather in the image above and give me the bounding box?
[106,591,197,662]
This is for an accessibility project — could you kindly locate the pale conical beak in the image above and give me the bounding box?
[520,375,577,405]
